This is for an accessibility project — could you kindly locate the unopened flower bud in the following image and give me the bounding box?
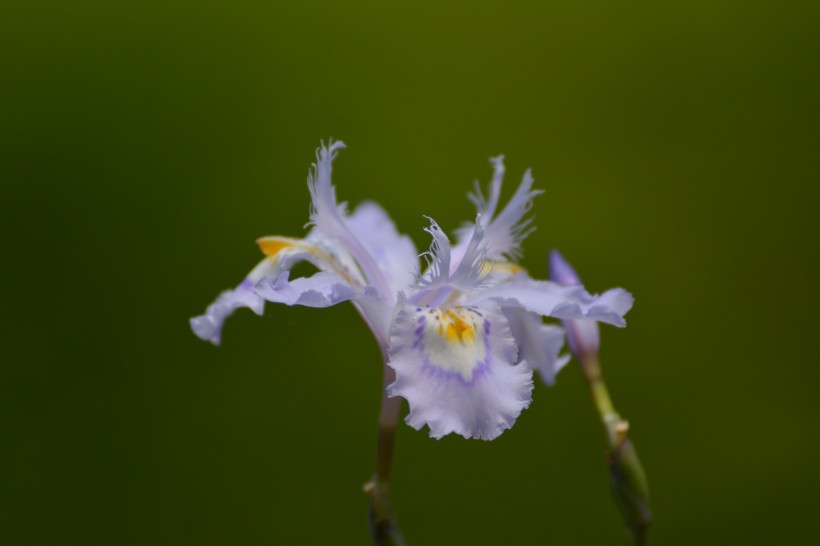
[550,250,600,361]
[609,438,652,544]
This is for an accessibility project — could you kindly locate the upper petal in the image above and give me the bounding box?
[416,217,452,289]
[344,201,418,295]
[456,156,542,261]
[412,216,493,308]
[387,296,533,441]
[482,168,542,260]
[306,141,394,300]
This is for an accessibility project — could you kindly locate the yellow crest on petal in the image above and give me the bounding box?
[417,307,487,381]
[256,236,309,259]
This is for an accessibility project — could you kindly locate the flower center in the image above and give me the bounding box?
[414,306,488,381]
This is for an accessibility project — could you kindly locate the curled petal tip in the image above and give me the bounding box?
[190,316,221,345]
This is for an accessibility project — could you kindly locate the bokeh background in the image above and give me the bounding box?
[2,1,818,544]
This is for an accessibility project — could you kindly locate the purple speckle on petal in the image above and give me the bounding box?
[419,359,491,387]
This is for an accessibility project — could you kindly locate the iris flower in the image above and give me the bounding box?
[191,141,633,440]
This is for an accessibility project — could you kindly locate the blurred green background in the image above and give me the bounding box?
[2,1,818,544]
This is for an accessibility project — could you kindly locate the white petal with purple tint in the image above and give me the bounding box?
[387,296,532,440]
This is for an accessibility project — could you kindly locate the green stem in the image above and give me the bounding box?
[580,356,651,546]
[583,358,623,447]
[366,364,405,546]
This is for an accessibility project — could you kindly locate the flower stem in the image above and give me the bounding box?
[583,358,621,445]
[580,356,651,546]
[365,364,405,546]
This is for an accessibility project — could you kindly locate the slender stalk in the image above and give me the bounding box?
[582,358,621,446]
[365,363,405,546]
[580,356,651,546]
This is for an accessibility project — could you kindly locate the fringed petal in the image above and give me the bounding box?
[306,141,393,300]
[463,155,505,226]
[417,217,451,289]
[449,217,489,290]
[483,169,543,260]
[387,295,533,441]
[414,216,492,309]
[457,156,543,261]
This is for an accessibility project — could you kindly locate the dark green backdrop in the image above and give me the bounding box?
[2,1,818,544]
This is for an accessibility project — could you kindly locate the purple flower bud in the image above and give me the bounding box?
[550,250,600,361]
[549,249,582,286]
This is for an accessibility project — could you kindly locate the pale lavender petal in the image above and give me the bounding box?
[482,169,542,260]
[417,217,452,288]
[191,233,360,346]
[387,296,532,441]
[252,271,360,308]
[466,279,633,327]
[414,216,491,307]
[483,155,506,220]
[306,141,393,299]
[456,157,542,261]
[449,217,488,290]
[456,155,505,243]
[345,201,418,294]
[502,308,570,386]
[252,263,392,346]
[190,260,273,345]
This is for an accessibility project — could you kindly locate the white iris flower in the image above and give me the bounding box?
[191,141,633,440]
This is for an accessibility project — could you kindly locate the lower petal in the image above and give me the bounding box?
[503,307,569,386]
[387,296,532,441]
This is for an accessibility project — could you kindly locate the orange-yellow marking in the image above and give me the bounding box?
[256,237,297,258]
[255,236,361,287]
[438,309,476,345]
[417,306,487,380]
